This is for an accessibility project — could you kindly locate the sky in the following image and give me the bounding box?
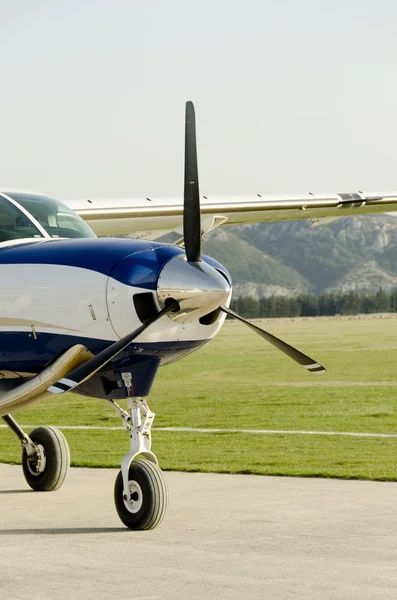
[1,0,397,200]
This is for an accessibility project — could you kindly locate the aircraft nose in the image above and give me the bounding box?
[157,255,231,322]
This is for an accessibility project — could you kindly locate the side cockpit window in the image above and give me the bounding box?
[0,195,43,243]
[6,193,96,239]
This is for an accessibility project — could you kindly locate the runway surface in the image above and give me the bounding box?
[0,464,396,599]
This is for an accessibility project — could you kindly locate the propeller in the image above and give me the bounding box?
[47,299,179,395]
[49,101,326,394]
[183,101,202,262]
[182,102,326,374]
[220,305,326,374]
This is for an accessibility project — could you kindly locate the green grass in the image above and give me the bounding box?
[2,315,397,480]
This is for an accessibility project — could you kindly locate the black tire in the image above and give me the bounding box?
[114,459,168,530]
[22,426,70,492]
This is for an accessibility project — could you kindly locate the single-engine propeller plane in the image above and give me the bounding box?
[1,102,397,529]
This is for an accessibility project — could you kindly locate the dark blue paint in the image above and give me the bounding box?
[0,330,207,398]
[0,237,231,290]
[0,238,183,284]
[109,244,185,289]
[75,357,163,399]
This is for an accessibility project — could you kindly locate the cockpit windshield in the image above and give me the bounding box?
[5,193,96,239]
[0,195,44,243]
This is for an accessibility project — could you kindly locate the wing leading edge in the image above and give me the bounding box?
[64,191,397,239]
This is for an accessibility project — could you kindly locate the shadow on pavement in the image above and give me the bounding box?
[0,489,31,494]
[0,527,129,535]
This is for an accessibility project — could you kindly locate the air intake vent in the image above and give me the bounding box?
[199,308,221,325]
[133,292,158,323]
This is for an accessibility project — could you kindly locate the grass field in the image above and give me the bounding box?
[1,315,397,480]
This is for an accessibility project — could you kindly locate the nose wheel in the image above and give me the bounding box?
[114,459,168,530]
[108,394,168,530]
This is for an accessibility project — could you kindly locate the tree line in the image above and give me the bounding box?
[230,288,397,318]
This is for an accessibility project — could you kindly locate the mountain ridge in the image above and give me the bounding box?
[202,214,397,297]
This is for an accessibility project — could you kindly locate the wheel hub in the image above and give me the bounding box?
[26,443,46,476]
[123,480,143,513]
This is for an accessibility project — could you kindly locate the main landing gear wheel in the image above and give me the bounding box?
[114,459,168,530]
[22,426,70,492]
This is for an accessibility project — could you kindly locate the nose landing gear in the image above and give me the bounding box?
[110,395,168,530]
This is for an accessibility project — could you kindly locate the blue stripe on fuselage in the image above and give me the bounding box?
[0,238,185,288]
[0,238,232,289]
[0,330,207,374]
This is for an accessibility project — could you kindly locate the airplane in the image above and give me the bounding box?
[1,101,397,530]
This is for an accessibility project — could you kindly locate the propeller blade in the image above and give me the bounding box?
[47,300,179,395]
[183,100,201,262]
[220,305,326,374]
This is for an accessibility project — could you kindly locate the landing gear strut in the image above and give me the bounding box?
[3,393,168,529]
[2,414,70,491]
[109,396,168,530]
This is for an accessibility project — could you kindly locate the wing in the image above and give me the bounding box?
[64,191,397,239]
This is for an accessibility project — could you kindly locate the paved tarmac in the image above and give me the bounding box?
[0,464,396,600]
